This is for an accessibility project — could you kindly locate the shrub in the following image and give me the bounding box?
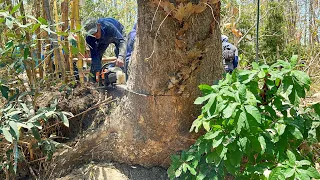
[168,56,320,179]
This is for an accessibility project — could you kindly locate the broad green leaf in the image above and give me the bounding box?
[313,103,320,115]
[71,46,79,54]
[59,112,69,127]
[283,168,295,178]
[9,121,19,140]
[212,135,223,148]
[182,163,187,173]
[31,23,41,33]
[296,160,311,167]
[45,111,55,118]
[21,103,30,115]
[10,2,21,15]
[5,18,13,29]
[238,85,247,103]
[258,136,266,155]
[296,169,311,180]
[28,112,45,122]
[4,110,22,118]
[1,127,13,142]
[194,94,212,105]
[238,137,248,152]
[0,85,9,99]
[275,123,286,136]
[290,127,303,139]
[223,103,239,119]
[204,130,222,140]
[229,149,242,167]
[258,70,266,78]
[245,105,261,124]
[252,62,260,70]
[290,55,298,67]
[175,168,182,177]
[24,47,30,60]
[198,84,213,94]
[38,17,47,24]
[269,167,285,180]
[292,70,311,89]
[203,121,210,132]
[287,150,296,165]
[202,94,216,113]
[236,110,248,133]
[289,89,300,106]
[306,167,320,179]
[187,164,197,175]
[31,127,41,141]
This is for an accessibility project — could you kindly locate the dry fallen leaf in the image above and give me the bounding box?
[174,3,186,23]
[160,1,175,14]
[175,39,186,49]
[194,3,207,14]
[231,28,242,37]
[208,0,220,4]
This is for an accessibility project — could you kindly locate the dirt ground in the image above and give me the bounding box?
[7,83,319,180]
[56,162,168,180]
[34,84,169,180]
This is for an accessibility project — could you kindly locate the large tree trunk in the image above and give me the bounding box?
[48,0,223,177]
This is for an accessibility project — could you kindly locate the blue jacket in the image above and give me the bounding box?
[86,18,126,72]
[125,23,136,63]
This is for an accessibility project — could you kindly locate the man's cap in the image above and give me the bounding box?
[221,35,228,42]
[83,18,98,35]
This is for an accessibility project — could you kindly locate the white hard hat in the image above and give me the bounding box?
[221,35,228,42]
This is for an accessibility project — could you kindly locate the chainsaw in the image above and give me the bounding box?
[96,61,126,89]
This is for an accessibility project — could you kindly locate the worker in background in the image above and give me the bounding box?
[221,35,239,73]
[125,23,136,80]
[83,18,126,81]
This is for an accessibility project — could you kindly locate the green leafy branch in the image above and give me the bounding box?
[168,55,320,179]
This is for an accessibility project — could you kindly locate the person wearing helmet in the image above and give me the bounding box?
[221,35,239,73]
[83,18,126,81]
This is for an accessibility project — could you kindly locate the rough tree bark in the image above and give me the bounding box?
[48,0,223,177]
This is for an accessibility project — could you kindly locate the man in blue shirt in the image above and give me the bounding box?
[221,35,239,73]
[125,23,136,79]
[83,18,126,79]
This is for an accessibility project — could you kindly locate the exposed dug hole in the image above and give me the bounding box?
[36,84,169,179]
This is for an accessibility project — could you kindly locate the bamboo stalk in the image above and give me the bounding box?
[69,0,75,79]
[19,0,36,89]
[42,0,53,76]
[54,0,67,82]
[36,0,43,78]
[43,0,64,80]
[74,0,84,83]
[61,0,71,81]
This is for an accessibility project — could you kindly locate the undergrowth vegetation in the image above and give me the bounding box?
[0,7,73,178]
[169,56,320,179]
